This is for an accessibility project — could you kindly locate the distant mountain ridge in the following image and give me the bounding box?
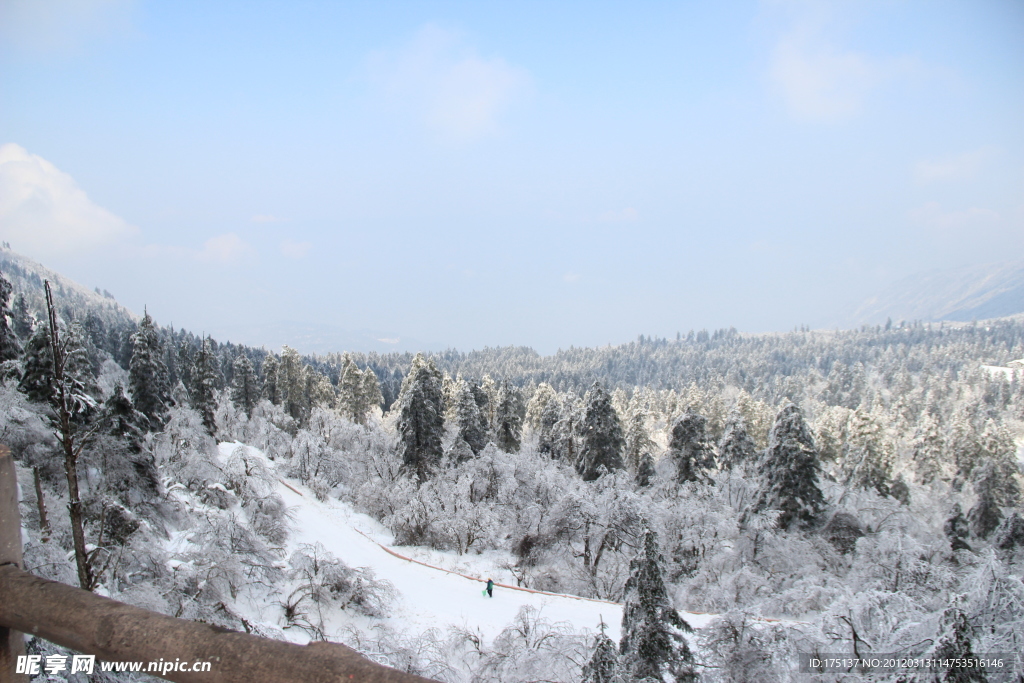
[853,259,1024,325]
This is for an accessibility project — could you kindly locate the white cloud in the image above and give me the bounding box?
[0,142,137,256]
[366,24,531,141]
[279,239,311,259]
[563,272,580,283]
[196,233,255,264]
[914,148,995,184]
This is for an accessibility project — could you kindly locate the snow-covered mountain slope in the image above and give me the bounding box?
[214,442,719,647]
[852,259,1024,325]
[0,245,137,325]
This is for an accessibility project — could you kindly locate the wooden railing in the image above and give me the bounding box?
[0,447,436,683]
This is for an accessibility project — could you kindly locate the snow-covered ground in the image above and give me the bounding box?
[215,442,719,648]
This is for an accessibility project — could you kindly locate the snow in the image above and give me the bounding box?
[214,442,720,648]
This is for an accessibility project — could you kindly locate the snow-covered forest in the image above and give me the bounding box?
[2,248,1023,682]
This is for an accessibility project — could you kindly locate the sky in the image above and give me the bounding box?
[1,0,1022,354]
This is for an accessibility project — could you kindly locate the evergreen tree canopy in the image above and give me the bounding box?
[717,407,757,470]
[261,354,280,404]
[668,410,716,484]
[396,353,445,482]
[129,311,172,428]
[577,382,625,481]
[582,630,618,683]
[619,530,695,683]
[11,292,33,341]
[751,402,825,531]
[493,378,524,453]
[192,337,222,433]
[230,354,260,415]
[452,378,488,456]
[0,270,22,361]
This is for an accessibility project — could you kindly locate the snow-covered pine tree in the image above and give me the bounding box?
[452,378,488,456]
[582,627,619,683]
[278,346,308,422]
[10,292,33,341]
[931,608,987,683]
[944,503,973,552]
[18,324,54,402]
[493,378,524,453]
[337,353,370,423]
[911,411,946,485]
[525,382,558,432]
[261,353,280,404]
[636,453,656,488]
[717,407,757,470]
[668,410,716,484]
[192,337,222,433]
[623,404,655,475]
[750,402,825,531]
[0,270,21,361]
[842,409,894,497]
[128,311,172,428]
[230,353,260,415]
[396,353,445,482]
[304,364,336,412]
[619,530,695,683]
[577,382,625,481]
[100,384,159,500]
[361,366,383,417]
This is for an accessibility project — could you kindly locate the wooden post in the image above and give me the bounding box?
[0,445,27,683]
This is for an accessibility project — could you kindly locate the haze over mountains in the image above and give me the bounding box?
[851,259,1024,327]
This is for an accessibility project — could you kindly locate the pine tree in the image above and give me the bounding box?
[619,530,695,683]
[932,609,988,683]
[536,390,564,457]
[361,366,383,417]
[750,403,825,531]
[843,409,893,497]
[304,365,336,412]
[19,324,54,402]
[192,337,222,433]
[230,354,260,415]
[636,452,656,488]
[493,378,524,453]
[668,410,716,484]
[396,353,445,482]
[261,354,280,404]
[577,382,625,481]
[278,346,308,422]
[623,405,655,474]
[128,311,172,428]
[582,628,619,683]
[912,412,946,485]
[717,407,757,470]
[0,270,21,361]
[944,503,973,552]
[452,379,488,456]
[525,382,558,432]
[102,384,159,499]
[10,292,33,341]
[337,353,368,423]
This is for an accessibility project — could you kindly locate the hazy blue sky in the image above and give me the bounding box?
[1,0,1022,353]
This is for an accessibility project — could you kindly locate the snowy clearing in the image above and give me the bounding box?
[215,442,720,647]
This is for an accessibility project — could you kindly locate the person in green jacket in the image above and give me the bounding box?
[485,578,494,598]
